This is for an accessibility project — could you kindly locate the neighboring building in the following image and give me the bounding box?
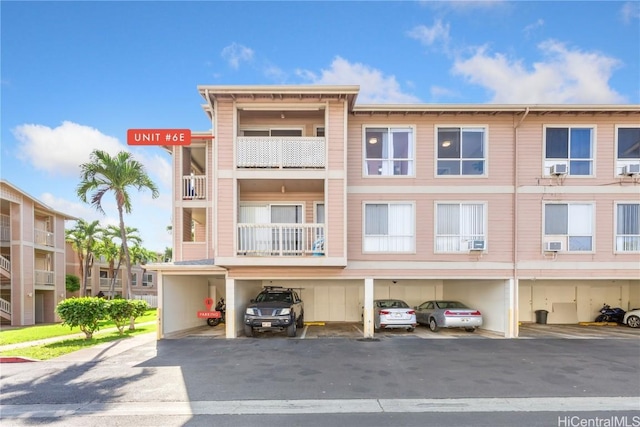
[150,85,640,339]
[66,245,159,305]
[1,180,76,326]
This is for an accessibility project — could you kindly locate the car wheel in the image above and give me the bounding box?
[464,327,476,332]
[429,318,439,332]
[207,318,221,327]
[627,315,640,328]
[287,319,297,337]
[244,325,254,337]
[297,313,304,328]
[407,327,415,332]
[595,314,607,323]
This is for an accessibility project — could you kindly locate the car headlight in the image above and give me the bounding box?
[245,308,256,315]
[279,308,291,316]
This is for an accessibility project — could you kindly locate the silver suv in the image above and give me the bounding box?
[244,287,304,337]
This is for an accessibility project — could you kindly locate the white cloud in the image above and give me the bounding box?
[523,19,544,38]
[621,1,640,23]
[452,40,625,103]
[221,42,254,69]
[13,121,126,177]
[407,20,450,48]
[297,57,421,104]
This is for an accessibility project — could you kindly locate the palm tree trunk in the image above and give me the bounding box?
[117,205,133,301]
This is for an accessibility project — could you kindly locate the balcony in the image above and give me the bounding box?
[237,223,324,257]
[237,137,325,169]
[100,277,122,290]
[34,228,54,247]
[35,270,54,286]
[181,174,206,200]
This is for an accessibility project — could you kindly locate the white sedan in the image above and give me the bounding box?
[373,299,417,332]
[623,309,640,328]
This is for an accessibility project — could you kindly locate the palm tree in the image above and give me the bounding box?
[77,150,159,299]
[65,219,102,297]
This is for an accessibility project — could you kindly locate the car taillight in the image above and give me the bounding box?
[407,310,415,315]
[470,310,481,316]
[380,310,390,315]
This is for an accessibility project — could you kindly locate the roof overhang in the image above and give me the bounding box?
[197,85,361,119]
[352,104,640,117]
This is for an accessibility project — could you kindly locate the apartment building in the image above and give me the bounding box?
[1,180,76,326]
[151,85,640,339]
[65,245,158,306]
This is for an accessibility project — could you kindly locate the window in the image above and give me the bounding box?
[364,203,414,252]
[544,203,593,251]
[142,273,153,286]
[364,127,414,176]
[616,203,640,252]
[435,203,485,252]
[616,127,640,175]
[436,127,486,176]
[545,126,594,176]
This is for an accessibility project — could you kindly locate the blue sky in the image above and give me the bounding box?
[2,1,639,253]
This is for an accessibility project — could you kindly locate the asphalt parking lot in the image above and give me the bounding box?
[187,321,640,340]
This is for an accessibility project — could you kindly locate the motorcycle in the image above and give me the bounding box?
[595,303,626,323]
[207,298,226,326]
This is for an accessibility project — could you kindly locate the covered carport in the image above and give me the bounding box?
[518,279,640,326]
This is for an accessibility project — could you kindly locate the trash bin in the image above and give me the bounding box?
[535,309,549,324]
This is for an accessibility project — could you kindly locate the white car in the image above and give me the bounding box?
[623,309,640,328]
[373,299,417,332]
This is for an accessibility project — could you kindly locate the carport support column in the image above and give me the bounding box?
[363,278,374,338]
[506,278,517,338]
[225,278,237,339]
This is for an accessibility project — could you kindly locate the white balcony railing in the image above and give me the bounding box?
[100,277,122,289]
[0,255,10,273]
[237,137,325,169]
[237,223,325,256]
[34,228,54,247]
[35,270,54,286]
[181,174,206,200]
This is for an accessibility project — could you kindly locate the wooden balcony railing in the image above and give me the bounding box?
[237,223,325,256]
[237,137,325,169]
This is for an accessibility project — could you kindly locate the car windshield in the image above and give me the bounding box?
[377,300,409,309]
[256,292,292,303]
[435,301,468,309]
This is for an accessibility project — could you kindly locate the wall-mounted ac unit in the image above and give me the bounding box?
[550,164,568,175]
[545,241,563,252]
[622,164,640,176]
[468,240,486,251]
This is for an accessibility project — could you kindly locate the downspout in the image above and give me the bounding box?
[512,107,529,337]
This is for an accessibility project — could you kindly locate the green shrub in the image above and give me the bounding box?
[128,299,150,330]
[106,299,136,334]
[65,274,80,293]
[56,297,108,339]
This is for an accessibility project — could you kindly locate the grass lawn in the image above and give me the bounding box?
[0,309,157,345]
[0,324,156,360]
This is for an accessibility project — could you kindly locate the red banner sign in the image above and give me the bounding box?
[197,311,221,319]
[127,129,191,146]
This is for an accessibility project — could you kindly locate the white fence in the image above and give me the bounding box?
[133,294,158,308]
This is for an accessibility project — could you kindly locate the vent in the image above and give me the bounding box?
[468,240,486,251]
[545,241,562,252]
[622,164,640,176]
[550,164,568,175]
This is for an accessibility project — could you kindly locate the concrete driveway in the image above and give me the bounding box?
[184,321,640,339]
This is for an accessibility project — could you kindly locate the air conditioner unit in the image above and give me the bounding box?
[545,241,563,252]
[622,164,640,176]
[550,164,568,175]
[468,240,486,251]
